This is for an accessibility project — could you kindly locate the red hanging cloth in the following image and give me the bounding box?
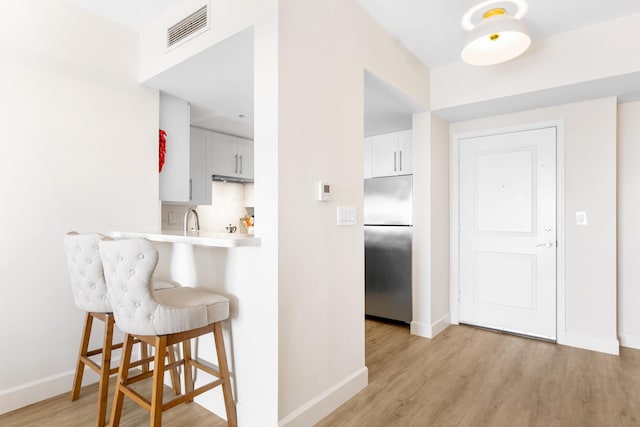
[159,129,167,172]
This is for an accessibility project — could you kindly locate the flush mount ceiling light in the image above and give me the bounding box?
[461,4,531,66]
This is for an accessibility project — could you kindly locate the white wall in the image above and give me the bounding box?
[0,1,159,413]
[277,0,429,424]
[429,115,451,328]
[450,97,619,355]
[139,0,274,81]
[618,101,640,349]
[411,113,450,338]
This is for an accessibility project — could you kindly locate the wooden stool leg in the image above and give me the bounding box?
[95,314,114,427]
[150,336,167,427]
[110,334,134,427]
[167,344,181,396]
[141,343,149,373]
[213,322,237,427]
[183,339,194,402]
[71,312,93,401]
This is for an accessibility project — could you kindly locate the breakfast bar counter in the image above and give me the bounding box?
[109,230,261,247]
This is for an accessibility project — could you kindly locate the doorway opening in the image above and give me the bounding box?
[362,70,425,343]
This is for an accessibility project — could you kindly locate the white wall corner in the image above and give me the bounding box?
[562,333,620,356]
[619,332,640,350]
[431,313,451,337]
[411,313,450,339]
[410,320,433,338]
[278,367,368,427]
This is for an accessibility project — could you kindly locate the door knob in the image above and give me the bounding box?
[536,241,554,248]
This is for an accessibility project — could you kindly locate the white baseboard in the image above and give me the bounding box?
[278,367,368,427]
[0,351,125,416]
[411,313,450,339]
[619,332,640,350]
[562,332,620,355]
[431,313,451,337]
[410,320,432,337]
[0,368,99,415]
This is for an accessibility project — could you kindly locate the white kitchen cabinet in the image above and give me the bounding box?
[364,136,373,179]
[367,129,412,177]
[211,132,254,180]
[159,94,199,203]
[188,127,212,205]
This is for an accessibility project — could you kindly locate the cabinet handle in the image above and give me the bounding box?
[239,155,243,174]
[189,179,192,201]
[394,151,397,172]
[234,154,238,173]
[399,150,403,171]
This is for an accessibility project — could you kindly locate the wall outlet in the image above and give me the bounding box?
[576,211,587,226]
[168,212,177,225]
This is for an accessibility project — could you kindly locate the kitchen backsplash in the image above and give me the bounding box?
[162,182,254,233]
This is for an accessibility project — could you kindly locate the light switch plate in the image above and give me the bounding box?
[576,211,587,226]
[337,206,356,226]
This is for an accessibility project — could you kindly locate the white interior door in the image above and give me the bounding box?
[459,127,557,340]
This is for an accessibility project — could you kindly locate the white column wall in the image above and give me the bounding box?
[429,115,451,331]
[618,101,640,349]
[411,113,433,336]
[450,97,619,355]
[411,113,450,338]
[0,1,159,413]
[277,0,429,424]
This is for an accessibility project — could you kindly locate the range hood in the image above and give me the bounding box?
[211,174,254,184]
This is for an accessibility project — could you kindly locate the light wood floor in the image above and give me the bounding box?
[0,376,227,427]
[317,319,640,427]
[3,321,640,426]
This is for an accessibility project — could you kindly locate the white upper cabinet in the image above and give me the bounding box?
[211,132,254,180]
[366,129,412,177]
[159,94,196,203]
[364,136,373,178]
[188,127,213,205]
[159,93,254,204]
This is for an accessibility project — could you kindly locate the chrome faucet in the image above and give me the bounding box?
[183,207,200,233]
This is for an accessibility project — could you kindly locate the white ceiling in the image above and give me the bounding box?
[355,0,640,67]
[364,72,425,137]
[68,0,640,135]
[66,0,178,30]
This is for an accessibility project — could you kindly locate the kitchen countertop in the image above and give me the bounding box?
[109,230,261,248]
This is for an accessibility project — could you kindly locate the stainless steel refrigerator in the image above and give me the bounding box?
[364,175,412,323]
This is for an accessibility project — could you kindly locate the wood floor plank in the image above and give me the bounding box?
[3,320,640,426]
[316,320,640,427]
[0,376,227,427]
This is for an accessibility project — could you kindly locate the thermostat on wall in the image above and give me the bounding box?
[318,182,331,201]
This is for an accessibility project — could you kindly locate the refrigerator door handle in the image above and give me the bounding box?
[393,151,397,172]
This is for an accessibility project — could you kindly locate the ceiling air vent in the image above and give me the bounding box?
[167,5,208,49]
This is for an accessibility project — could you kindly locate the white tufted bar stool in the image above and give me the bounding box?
[99,237,237,427]
[65,232,116,427]
[64,232,181,427]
